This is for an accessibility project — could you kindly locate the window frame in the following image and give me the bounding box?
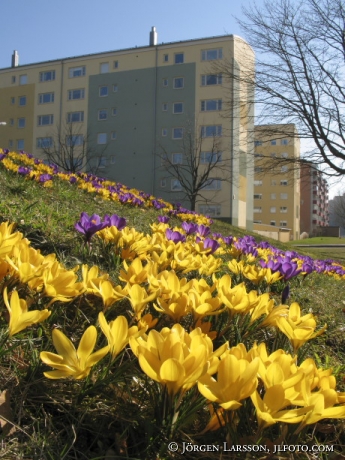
[99,86,108,97]
[201,48,223,61]
[97,133,107,144]
[69,66,86,78]
[173,77,184,89]
[98,109,108,121]
[68,88,85,100]
[38,114,54,126]
[67,111,84,123]
[173,102,184,114]
[39,70,55,82]
[39,92,54,104]
[174,53,184,64]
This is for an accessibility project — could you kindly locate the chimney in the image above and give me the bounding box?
[149,26,157,46]
[11,50,19,68]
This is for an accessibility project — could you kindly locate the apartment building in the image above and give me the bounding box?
[0,29,254,229]
[253,124,300,240]
[300,161,329,235]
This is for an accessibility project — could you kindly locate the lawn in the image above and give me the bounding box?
[1,150,345,459]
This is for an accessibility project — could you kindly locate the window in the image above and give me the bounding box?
[270,221,276,226]
[271,179,276,185]
[100,63,109,74]
[201,48,223,61]
[113,84,118,92]
[201,125,222,138]
[98,109,108,121]
[172,127,183,139]
[270,207,276,213]
[163,78,168,87]
[99,86,108,97]
[66,135,83,146]
[114,60,119,69]
[69,66,86,78]
[254,180,262,186]
[68,89,85,100]
[271,140,277,145]
[201,99,222,111]
[11,97,15,104]
[36,137,53,148]
[17,139,24,149]
[67,111,84,123]
[19,96,26,106]
[202,179,221,190]
[254,194,262,199]
[171,179,182,191]
[271,193,276,199]
[174,53,184,64]
[162,128,168,137]
[254,207,262,213]
[112,108,117,116]
[11,76,16,84]
[201,74,222,86]
[163,54,169,62]
[199,205,221,217]
[98,158,107,168]
[280,193,288,199]
[280,180,288,186]
[162,103,168,111]
[254,140,262,146]
[281,152,288,158]
[38,115,54,126]
[172,153,183,164]
[280,207,288,213]
[280,221,288,227]
[281,165,288,172]
[255,166,264,173]
[173,102,183,114]
[40,70,55,82]
[254,220,262,224]
[200,152,222,164]
[173,77,184,89]
[18,118,25,128]
[19,75,27,85]
[39,92,54,104]
[97,133,107,144]
[111,131,117,140]
[110,156,116,164]
[281,139,288,145]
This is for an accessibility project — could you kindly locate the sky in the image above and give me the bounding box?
[0,0,342,197]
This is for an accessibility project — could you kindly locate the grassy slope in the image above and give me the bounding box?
[1,164,345,457]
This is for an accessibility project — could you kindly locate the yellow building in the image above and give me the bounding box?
[253,124,300,240]
[0,29,254,229]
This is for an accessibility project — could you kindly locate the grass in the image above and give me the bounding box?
[1,157,345,459]
[291,237,345,245]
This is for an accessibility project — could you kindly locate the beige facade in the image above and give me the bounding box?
[253,124,300,240]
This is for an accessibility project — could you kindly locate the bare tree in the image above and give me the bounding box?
[159,123,232,211]
[217,0,345,177]
[38,122,106,174]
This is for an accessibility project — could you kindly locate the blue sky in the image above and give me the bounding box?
[0,0,247,69]
[0,0,342,196]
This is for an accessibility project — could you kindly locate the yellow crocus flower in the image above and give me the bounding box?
[40,326,109,379]
[98,312,140,359]
[130,324,211,396]
[198,354,260,410]
[4,288,51,336]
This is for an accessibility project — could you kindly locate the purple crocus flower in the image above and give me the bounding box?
[69,176,77,184]
[166,228,186,243]
[74,212,107,243]
[18,166,31,175]
[197,225,211,237]
[104,214,127,230]
[0,154,6,161]
[182,222,198,235]
[281,284,290,304]
[280,261,302,280]
[222,236,233,245]
[39,174,53,183]
[158,216,170,223]
[203,238,220,254]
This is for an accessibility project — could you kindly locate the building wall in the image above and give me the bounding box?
[0,34,254,227]
[300,162,329,235]
[253,124,300,240]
